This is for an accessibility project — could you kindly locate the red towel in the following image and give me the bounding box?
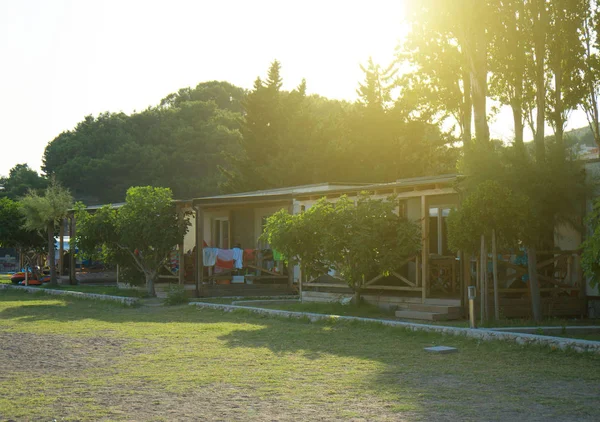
[215,258,234,269]
[243,249,257,263]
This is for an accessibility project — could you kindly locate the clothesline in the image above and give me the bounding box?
[202,247,283,270]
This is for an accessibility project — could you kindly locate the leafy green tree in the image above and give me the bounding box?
[262,195,421,302]
[582,196,600,288]
[20,180,73,286]
[0,198,47,271]
[75,187,189,296]
[0,164,47,200]
[448,180,530,320]
[458,144,587,321]
[43,81,244,204]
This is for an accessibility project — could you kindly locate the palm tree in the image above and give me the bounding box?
[20,179,73,286]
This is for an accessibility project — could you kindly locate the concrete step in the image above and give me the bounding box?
[398,303,461,315]
[395,310,451,321]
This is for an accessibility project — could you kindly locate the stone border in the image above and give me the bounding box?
[0,284,139,306]
[190,301,600,354]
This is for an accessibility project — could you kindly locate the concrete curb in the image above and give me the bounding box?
[0,284,140,306]
[189,301,600,354]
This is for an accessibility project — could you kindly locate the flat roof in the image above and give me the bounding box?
[193,175,458,207]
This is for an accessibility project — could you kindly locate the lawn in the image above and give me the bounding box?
[0,290,599,421]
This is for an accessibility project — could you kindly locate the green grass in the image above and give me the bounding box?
[0,290,599,421]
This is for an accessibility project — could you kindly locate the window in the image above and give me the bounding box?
[429,207,453,255]
[213,218,230,249]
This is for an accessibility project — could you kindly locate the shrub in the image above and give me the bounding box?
[163,284,189,306]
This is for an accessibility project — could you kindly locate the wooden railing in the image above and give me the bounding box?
[497,250,582,295]
[302,255,422,293]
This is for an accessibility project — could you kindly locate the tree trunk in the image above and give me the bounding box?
[480,234,486,323]
[492,229,500,321]
[353,288,362,304]
[146,271,156,297]
[527,245,542,322]
[471,33,490,145]
[462,70,472,145]
[48,221,57,286]
[512,69,524,148]
[553,68,565,153]
[533,0,547,163]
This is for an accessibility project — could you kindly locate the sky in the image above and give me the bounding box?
[0,0,590,177]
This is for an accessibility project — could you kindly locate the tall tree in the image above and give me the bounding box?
[0,164,47,200]
[43,81,245,204]
[20,180,73,286]
[489,0,536,147]
[546,0,587,151]
[581,0,600,154]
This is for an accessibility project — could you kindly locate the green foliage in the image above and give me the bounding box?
[262,195,421,291]
[458,143,587,247]
[0,164,48,200]
[582,198,600,288]
[75,186,189,296]
[0,197,46,252]
[163,283,189,306]
[447,180,530,253]
[20,179,73,233]
[43,81,245,204]
[221,60,459,194]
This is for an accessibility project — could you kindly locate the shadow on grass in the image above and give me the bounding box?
[1,290,600,420]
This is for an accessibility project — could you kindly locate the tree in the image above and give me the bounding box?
[20,180,73,286]
[447,180,530,321]
[75,186,189,296]
[581,196,600,288]
[458,144,587,321]
[262,195,421,303]
[546,0,587,151]
[488,0,536,147]
[43,81,245,204]
[0,164,47,200]
[0,197,47,281]
[581,0,600,155]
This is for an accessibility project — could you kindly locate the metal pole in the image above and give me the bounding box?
[468,286,477,329]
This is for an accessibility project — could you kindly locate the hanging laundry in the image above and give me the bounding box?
[243,249,256,264]
[232,247,244,269]
[202,248,218,266]
[273,248,283,261]
[216,249,234,269]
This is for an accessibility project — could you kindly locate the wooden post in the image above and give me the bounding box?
[421,195,429,303]
[195,206,204,297]
[462,252,471,319]
[480,234,485,324]
[69,216,76,284]
[178,207,185,285]
[299,263,304,302]
[116,264,120,284]
[492,229,500,321]
[58,218,65,277]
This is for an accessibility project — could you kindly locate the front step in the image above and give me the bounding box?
[395,310,451,321]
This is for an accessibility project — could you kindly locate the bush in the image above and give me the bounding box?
[163,284,189,306]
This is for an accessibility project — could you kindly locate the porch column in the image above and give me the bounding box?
[58,218,65,277]
[69,215,76,284]
[195,206,204,297]
[287,200,294,288]
[421,195,429,303]
[178,207,185,285]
